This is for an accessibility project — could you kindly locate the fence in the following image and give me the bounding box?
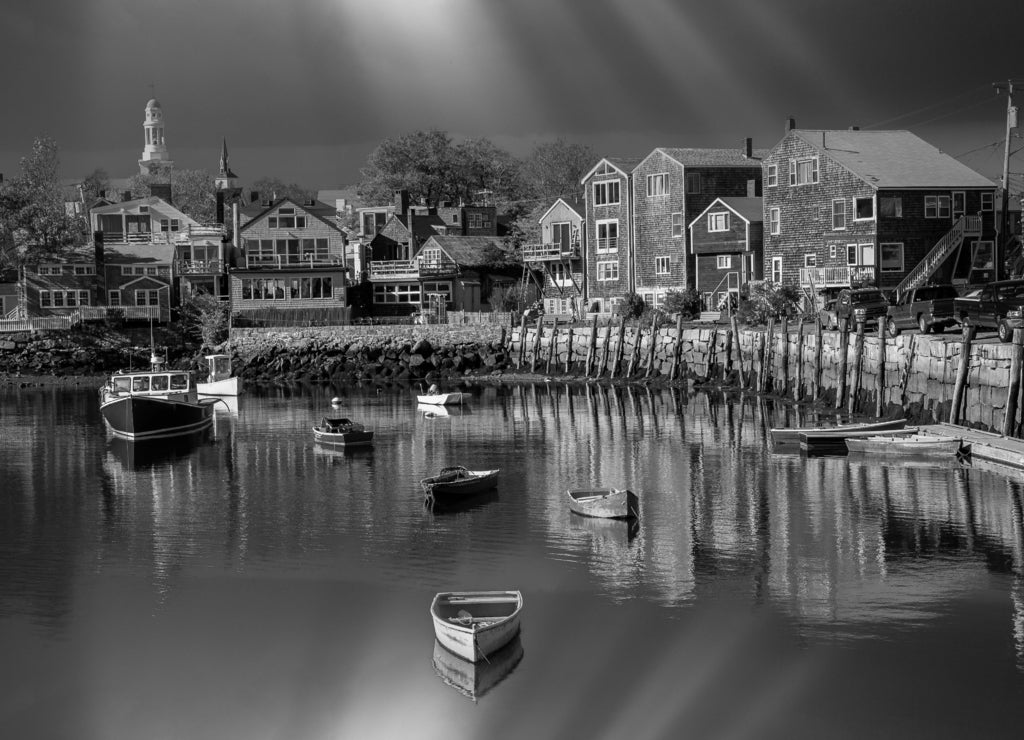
[233,306,353,327]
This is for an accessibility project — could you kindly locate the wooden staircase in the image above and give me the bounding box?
[894,215,981,301]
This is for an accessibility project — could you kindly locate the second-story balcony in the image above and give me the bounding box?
[595,237,618,252]
[175,259,225,275]
[243,255,345,270]
[100,231,175,246]
[799,265,875,288]
[368,258,459,280]
[522,242,581,262]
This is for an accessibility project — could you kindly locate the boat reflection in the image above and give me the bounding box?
[431,633,524,702]
[424,488,499,514]
[569,511,640,546]
[418,403,470,419]
[203,395,238,417]
[106,428,213,470]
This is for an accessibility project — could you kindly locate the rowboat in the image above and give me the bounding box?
[799,426,919,454]
[99,369,218,441]
[430,591,523,663]
[417,391,467,406]
[769,417,907,445]
[421,467,499,497]
[845,433,963,457]
[432,633,524,701]
[196,353,241,396]
[566,488,639,519]
[312,417,374,447]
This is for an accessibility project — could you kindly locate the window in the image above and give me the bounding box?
[655,256,670,275]
[134,290,161,306]
[829,245,837,259]
[593,180,620,206]
[160,219,180,232]
[73,265,95,275]
[854,197,874,221]
[38,265,62,275]
[671,212,683,237]
[646,173,668,197]
[771,257,782,283]
[107,291,121,306]
[804,254,816,268]
[686,173,701,193]
[373,283,421,304]
[981,192,994,212]
[847,244,858,265]
[422,281,453,302]
[766,164,778,187]
[596,220,619,252]
[40,290,89,307]
[268,210,306,229]
[596,261,619,281]
[468,212,492,229]
[707,212,730,232]
[879,196,903,217]
[151,375,169,392]
[789,157,819,185]
[717,255,732,269]
[832,199,846,230]
[769,207,780,235]
[925,195,951,219]
[879,243,904,272]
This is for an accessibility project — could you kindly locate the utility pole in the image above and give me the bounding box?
[995,80,1021,279]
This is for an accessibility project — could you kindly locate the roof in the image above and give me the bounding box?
[397,213,446,239]
[91,196,195,224]
[102,242,175,264]
[581,156,644,183]
[791,129,995,189]
[238,197,343,232]
[538,196,585,223]
[419,235,513,267]
[655,147,769,167]
[689,196,763,230]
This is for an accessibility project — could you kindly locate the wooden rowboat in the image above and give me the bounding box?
[845,433,963,457]
[430,591,523,663]
[798,427,919,454]
[566,488,639,519]
[770,417,907,445]
[421,467,499,497]
[312,417,374,447]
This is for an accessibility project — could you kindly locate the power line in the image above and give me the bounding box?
[863,83,992,129]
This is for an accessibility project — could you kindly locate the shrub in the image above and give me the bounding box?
[615,292,646,319]
[736,281,801,326]
[662,288,702,318]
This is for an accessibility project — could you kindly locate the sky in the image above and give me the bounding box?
[2,0,1023,197]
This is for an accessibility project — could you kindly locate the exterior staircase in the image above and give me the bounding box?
[894,215,981,301]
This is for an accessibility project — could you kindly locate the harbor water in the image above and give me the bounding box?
[3,381,1024,739]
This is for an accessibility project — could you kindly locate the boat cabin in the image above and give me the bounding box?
[205,354,232,382]
[107,371,193,396]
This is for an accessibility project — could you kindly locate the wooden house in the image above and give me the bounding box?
[689,197,763,310]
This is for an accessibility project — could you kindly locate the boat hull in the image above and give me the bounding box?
[431,634,524,701]
[417,392,466,406]
[845,434,962,456]
[567,489,639,519]
[312,427,375,447]
[422,469,499,497]
[431,591,523,663]
[770,418,907,445]
[100,395,216,441]
[196,376,241,396]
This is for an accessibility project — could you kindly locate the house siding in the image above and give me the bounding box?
[537,200,585,306]
[583,163,632,311]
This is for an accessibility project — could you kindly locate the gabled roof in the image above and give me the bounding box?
[581,156,644,183]
[652,147,769,168]
[397,213,446,239]
[538,196,585,223]
[91,196,195,225]
[238,197,343,232]
[689,196,763,229]
[418,235,513,267]
[790,129,995,189]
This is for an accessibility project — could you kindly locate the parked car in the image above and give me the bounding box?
[954,279,1024,342]
[835,288,890,328]
[885,283,959,337]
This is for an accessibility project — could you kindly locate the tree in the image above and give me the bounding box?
[520,138,596,203]
[127,168,218,224]
[449,137,523,208]
[249,177,314,204]
[80,168,110,207]
[178,292,230,349]
[0,136,85,268]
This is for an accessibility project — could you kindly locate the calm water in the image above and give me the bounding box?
[3,381,1024,739]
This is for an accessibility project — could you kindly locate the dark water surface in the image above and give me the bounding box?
[3,382,1024,739]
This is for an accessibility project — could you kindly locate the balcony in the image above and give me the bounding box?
[175,259,224,275]
[799,265,875,288]
[100,232,175,245]
[595,237,618,252]
[368,258,458,280]
[522,242,581,262]
[243,255,345,270]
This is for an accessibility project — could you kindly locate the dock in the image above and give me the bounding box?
[920,423,1024,471]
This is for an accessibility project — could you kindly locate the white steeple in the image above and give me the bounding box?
[139,98,174,175]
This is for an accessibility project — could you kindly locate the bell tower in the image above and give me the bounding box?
[139,98,174,175]
[214,138,238,190]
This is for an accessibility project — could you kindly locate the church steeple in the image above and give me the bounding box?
[139,98,174,175]
[215,138,239,191]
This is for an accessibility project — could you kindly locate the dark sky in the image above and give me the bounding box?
[2,0,1022,193]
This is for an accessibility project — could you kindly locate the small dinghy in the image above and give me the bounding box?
[845,433,963,457]
[420,467,499,498]
[566,488,639,519]
[312,417,374,447]
[430,591,523,663]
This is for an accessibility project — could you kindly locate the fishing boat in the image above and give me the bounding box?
[421,467,499,498]
[769,417,907,445]
[432,633,524,701]
[845,433,964,457]
[417,383,467,406]
[430,591,523,663]
[566,488,639,519]
[312,417,374,447]
[99,369,218,441]
[196,353,241,396]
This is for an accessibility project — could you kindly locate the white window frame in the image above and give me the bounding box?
[373,283,421,304]
[769,207,780,235]
[717,255,732,269]
[981,192,994,212]
[789,156,819,186]
[803,253,816,268]
[853,196,875,222]
[108,291,122,306]
[655,256,670,275]
[879,242,904,273]
[593,180,620,206]
[925,195,951,219]
[73,265,95,275]
[770,256,782,283]
[832,199,846,230]
[766,164,778,188]
[134,289,161,306]
[596,219,619,253]
[596,260,619,281]
[671,212,683,238]
[829,245,837,259]
[646,173,668,198]
[707,212,730,232]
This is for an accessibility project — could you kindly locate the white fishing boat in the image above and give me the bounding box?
[430,591,523,663]
[417,383,466,406]
[196,353,241,396]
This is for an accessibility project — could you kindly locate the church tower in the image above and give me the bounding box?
[214,138,239,191]
[139,98,174,175]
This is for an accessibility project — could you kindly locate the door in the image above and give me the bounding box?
[952,191,965,221]
[552,222,571,253]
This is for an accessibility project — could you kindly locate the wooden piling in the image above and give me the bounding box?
[812,317,823,402]
[706,328,718,382]
[585,314,599,376]
[545,317,560,375]
[611,318,626,378]
[780,317,790,397]
[724,323,734,382]
[731,316,745,388]
[1004,329,1024,436]
[530,319,544,373]
[762,318,775,392]
[949,324,975,425]
[835,319,850,409]
[564,324,573,375]
[645,313,659,378]
[627,319,643,377]
[874,320,886,417]
[669,314,684,380]
[898,333,916,408]
[847,320,866,414]
[793,321,804,401]
[518,314,528,367]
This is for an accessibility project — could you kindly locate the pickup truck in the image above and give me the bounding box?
[885,284,959,337]
[953,279,1024,342]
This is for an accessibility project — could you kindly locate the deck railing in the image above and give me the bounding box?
[522,242,581,261]
[368,259,458,279]
[244,255,345,270]
[175,259,225,274]
[799,265,874,287]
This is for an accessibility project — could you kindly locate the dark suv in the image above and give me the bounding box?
[954,279,1024,342]
[835,288,890,328]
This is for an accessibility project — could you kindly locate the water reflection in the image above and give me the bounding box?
[431,634,525,702]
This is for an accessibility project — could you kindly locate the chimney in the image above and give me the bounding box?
[232,202,240,250]
[747,179,759,198]
[394,189,410,216]
[216,190,225,224]
[743,137,753,158]
[786,116,796,134]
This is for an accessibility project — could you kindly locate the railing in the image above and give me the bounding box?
[521,242,581,261]
[417,259,458,276]
[175,259,224,274]
[894,215,972,300]
[77,305,167,321]
[0,313,80,333]
[595,237,618,252]
[367,259,458,279]
[799,265,874,287]
[244,255,345,269]
[99,232,175,245]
